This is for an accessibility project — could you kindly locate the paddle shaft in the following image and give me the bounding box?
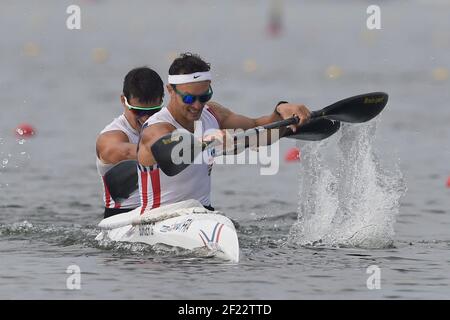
[184,90,387,156]
[203,116,300,150]
[209,89,387,151]
[152,91,387,176]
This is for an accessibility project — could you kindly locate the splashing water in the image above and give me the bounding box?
[0,137,31,171]
[288,121,406,249]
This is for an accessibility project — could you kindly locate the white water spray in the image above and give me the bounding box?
[288,121,406,248]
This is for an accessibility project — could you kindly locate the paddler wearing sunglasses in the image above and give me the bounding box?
[96,67,164,218]
[136,53,310,214]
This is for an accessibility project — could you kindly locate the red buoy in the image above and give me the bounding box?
[267,0,283,37]
[285,147,301,162]
[15,123,36,138]
[446,176,450,188]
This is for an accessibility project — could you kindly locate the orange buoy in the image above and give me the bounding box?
[285,147,301,162]
[15,123,36,138]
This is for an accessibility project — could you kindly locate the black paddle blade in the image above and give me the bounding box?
[151,131,203,176]
[312,92,388,123]
[283,118,340,141]
[103,160,138,202]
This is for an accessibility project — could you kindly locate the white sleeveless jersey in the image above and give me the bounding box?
[96,114,140,209]
[138,106,220,214]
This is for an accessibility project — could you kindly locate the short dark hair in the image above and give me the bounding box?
[168,53,210,75]
[123,67,164,103]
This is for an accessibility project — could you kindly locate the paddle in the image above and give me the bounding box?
[101,119,340,200]
[282,118,340,141]
[151,117,342,176]
[151,116,311,176]
[103,159,138,203]
[283,91,388,139]
[309,91,388,123]
[151,92,388,176]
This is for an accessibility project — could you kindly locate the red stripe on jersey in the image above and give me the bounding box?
[150,169,161,209]
[140,170,149,215]
[102,176,112,208]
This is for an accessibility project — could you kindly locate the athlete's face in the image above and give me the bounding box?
[168,81,211,122]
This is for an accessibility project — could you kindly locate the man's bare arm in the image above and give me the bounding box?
[208,100,309,130]
[137,123,177,167]
[96,131,137,164]
[205,101,310,153]
[206,101,289,149]
[207,101,280,130]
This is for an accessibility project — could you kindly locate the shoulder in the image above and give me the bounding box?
[96,130,130,159]
[206,101,230,115]
[205,101,232,127]
[100,115,124,131]
[140,122,176,144]
[97,130,129,146]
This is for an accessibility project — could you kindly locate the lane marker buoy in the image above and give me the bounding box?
[285,147,301,162]
[15,123,36,138]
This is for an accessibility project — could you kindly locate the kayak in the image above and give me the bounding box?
[96,199,239,262]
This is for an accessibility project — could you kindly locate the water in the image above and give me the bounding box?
[1,0,450,299]
[290,121,406,249]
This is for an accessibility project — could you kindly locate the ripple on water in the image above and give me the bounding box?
[0,204,24,209]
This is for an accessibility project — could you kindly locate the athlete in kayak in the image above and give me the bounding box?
[136,53,310,213]
[96,67,164,218]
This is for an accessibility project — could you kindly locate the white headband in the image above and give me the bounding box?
[168,72,212,84]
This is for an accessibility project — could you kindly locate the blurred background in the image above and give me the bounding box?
[1,0,448,228]
[0,0,449,299]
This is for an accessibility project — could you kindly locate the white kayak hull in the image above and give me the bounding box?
[96,200,239,262]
